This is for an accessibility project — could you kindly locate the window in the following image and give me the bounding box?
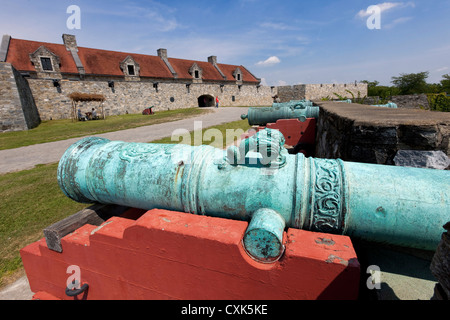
[194,70,199,79]
[40,57,53,71]
[127,65,135,76]
[233,68,242,82]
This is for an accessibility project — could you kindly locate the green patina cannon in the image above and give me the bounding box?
[241,105,320,126]
[372,102,398,109]
[272,99,314,108]
[58,129,450,263]
[336,100,397,108]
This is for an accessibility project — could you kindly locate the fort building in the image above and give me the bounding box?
[0,34,274,132]
[0,33,369,133]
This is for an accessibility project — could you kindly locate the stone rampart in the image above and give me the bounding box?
[0,62,40,131]
[315,101,450,165]
[277,83,368,102]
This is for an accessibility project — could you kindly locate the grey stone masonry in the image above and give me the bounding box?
[0,35,11,62]
[26,78,273,121]
[278,83,368,102]
[390,94,430,110]
[62,34,78,51]
[0,62,40,132]
[314,101,450,165]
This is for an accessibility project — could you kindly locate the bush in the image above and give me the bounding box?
[427,93,450,112]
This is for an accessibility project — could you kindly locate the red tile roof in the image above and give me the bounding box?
[6,38,78,74]
[168,58,222,81]
[5,37,260,83]
[218,63,260,83]
[77,47,173,78]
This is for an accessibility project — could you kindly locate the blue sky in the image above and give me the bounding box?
[1,0,449,86]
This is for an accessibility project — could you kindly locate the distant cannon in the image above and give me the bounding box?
[335,100,397,108]
[372,102,398,109]
[241,105,320,126]
[272,100,314,108]
[58,129,450,263]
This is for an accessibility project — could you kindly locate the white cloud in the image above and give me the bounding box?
[256,56,281,66]
[384,16,413,29]
[260,22,300,31]
[436,67,449,72]
[357,2,415,18]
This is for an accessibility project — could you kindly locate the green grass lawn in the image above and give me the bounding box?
[0,119,252,288]
[0,163,88,286]
[0,108,209,150]
[152,118,252,148]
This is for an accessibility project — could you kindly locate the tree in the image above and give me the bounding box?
[391,71,429,95]
[441,74,450,94]
[360,80,400,100]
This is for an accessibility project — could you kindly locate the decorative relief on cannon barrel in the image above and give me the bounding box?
[308,158,347,234]
[119,144,173,163]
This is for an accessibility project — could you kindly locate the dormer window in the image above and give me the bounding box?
[40,57,53,71]
[189,63,203,83]
[233,68,243,83]
[29,46,61,78]
[120,56,140,81]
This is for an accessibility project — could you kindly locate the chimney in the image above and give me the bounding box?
[208,55,227,81]
[62,34,85,77]
[157,48,168,59]
[62,34,78,51]
[208,56,217,65]
[157,48,177,79]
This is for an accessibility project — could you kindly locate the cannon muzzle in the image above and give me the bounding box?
[58,130,450,262]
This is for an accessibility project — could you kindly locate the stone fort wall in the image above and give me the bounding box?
[0,62,275,130]
[0,62,40,131]
[27,77,275,121]
[277,83,368,102]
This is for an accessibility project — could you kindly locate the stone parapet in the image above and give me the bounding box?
[277,83,368,102]
[315,101,450,164]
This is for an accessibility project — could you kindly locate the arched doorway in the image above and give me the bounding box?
[198,95,215,108]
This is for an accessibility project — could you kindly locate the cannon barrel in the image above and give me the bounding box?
[272,100,314,108]
[372,102,398,108]
[241,105,320,126]
[58,131,449,262]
